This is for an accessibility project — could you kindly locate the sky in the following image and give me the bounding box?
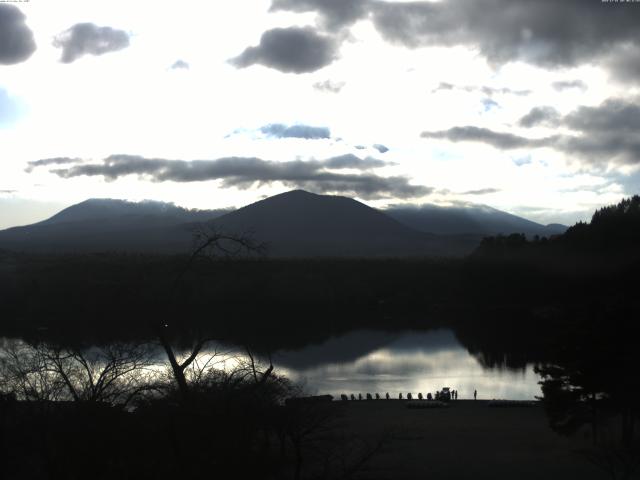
[1,0,640,229]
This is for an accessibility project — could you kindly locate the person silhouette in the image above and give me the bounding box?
[474,389,477,400]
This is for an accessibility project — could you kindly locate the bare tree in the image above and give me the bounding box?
[159,224,266,399]
[172,223,266,290]
[0,340,66,402]
[0,341,157,407]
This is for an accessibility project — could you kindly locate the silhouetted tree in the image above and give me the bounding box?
[0,341,156,406]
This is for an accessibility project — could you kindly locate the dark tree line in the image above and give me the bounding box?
[474,195,640,263]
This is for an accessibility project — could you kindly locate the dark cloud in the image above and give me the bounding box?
[270,0,368,30]
[559,98,640,162]
[313,79,345,93]
[422,98,640,165]
[272,0,640,81]
[372,144,389,153]
[230,27,338,74]
[370,0,640,77]
[0,5,36,65]
[552,80,587,91]
[260,123,330,139]
[558,133,640,165]
[461,188,500,195]
[564,98,640,134]
[53,23,130,63]
[421,126,553,150]
[518,106,561,128]
[323,153,392,169]
[605,44,640,83]
[25,157,83,173]
[38,154,427,200]
[170,59,189,70]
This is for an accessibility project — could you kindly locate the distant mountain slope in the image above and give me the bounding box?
[0,199,227,254]
[1,191,562,257]
[211,190,476,257]
[384,204,567,237]
[40,198,226,226]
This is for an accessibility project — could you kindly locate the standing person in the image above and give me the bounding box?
[474,389,477,400]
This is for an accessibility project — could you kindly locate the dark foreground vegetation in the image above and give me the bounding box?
[1,195,639,478]
[0,340,384,479]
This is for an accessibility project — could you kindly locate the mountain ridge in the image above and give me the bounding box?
[0,190,566,257]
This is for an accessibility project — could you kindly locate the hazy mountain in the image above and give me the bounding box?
[210,190,478,257]
[384,204,567,237]
[0,199,227,254]
[40,198,224,226]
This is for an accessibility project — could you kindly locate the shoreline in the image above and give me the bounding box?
[328,399,602,479]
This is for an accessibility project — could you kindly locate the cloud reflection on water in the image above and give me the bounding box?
[273,330,541,400]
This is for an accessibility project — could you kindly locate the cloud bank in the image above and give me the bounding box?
[53,23,130,63]
[422,126,554,150]
[34,154,427,199]
[271,0,640,82]
[422,98,640,165]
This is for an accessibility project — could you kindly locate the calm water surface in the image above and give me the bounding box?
[1,329,542,401]
[271,329,541,400]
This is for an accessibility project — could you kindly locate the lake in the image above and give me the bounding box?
[1,329,542,401]
[271,329,541,400]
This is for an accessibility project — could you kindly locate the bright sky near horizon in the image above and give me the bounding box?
[1,0,639,229]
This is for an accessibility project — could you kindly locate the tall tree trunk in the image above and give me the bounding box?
[158,331,189,398]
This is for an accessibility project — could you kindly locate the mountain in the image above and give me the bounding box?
[210,190,477,257]
[40,198,222,226]
[0,191,481,257]
[0,199,227,253]
[0,191,563,257]
[384,203,567,237]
